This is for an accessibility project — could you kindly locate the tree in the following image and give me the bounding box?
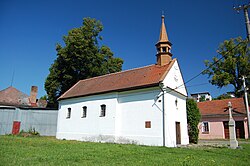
[186,98,201,144]
[40,95,47,100]
[45,18,123,107]
[199,96,206,102]
[203,37,250,97]
[213,93,232,100]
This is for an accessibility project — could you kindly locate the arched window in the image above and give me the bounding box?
[66,108,71,119]
[100,104,106,117]
[82,106,87,118]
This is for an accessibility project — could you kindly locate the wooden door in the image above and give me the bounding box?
[236,121,245,138]
[224,121,245,139]
[176,122,181,144]
[12,121,21,135]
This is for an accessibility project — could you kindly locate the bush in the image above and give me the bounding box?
[186,98,201,144]
[17,128,40,137]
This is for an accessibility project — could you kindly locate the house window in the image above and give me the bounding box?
[202,122,209,134]
[82,106,87,118]
[100,104,106,117]
[66,108,71,119]
[145,121,151,128]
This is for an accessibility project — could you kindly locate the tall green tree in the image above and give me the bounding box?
[186,98,201,144]
[203,37,250,97]
[45,18,123,107]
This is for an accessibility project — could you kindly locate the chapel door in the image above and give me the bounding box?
[176,122,181,144]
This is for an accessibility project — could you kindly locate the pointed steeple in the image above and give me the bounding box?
[155,15,172,66]
[158,15,169,42]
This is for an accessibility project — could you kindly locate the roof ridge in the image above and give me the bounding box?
[0,86,28,96]
[0,86,14,93]
[79,64,158,83]
[198,97,243,104]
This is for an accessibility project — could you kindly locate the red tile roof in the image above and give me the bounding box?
[0,86,30,106]
[197,98,247,116]
[0,86,47,108]
[59,59,176,100]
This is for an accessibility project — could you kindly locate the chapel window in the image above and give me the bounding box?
[100,104,106,117]
[66,108,71,119]
[82,106,87,118]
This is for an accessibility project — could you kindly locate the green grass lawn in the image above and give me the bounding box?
[0,136,249,165]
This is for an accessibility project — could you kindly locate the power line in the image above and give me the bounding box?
[185,83,210,88]
[163,40,247,95]
[173,83,210,89]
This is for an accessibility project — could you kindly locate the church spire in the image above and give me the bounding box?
[159,15,169,42]
[155,15,172,66]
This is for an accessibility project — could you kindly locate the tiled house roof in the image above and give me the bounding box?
[0,86,30,106]
[59,59,176,100]
[0,86,47,108]
[197,98,247,116]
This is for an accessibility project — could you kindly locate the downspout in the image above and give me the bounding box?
[159,83,165,147]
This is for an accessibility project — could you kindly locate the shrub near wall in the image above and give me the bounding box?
[186,98,201,144]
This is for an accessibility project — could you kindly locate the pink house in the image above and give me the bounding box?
[197,98,249,139]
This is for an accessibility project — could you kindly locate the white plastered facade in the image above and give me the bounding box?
[56,60,189,147]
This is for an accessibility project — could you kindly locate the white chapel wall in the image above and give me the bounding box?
[57,84,189,147]
[163,90,189,147]
[57,93,118,142]
[117,87,163,146]
[161,60,189,146]
[163,60,187,96]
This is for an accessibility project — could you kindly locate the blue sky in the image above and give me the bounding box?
[0,0,248,98]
